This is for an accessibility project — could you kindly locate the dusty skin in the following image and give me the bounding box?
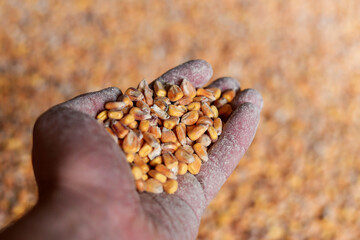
[0,60,262,240]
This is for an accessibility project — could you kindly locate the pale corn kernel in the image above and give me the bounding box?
[182,145,194,154]
[103,119,111,128]
[211,105,219,118]
[169,165,178,176]
[128,120,138,129]
[142,174,148,181]
[175,147,195,163]
[148,145,161,160]
[139,143,153,157]
[168,104,186,117]
[120,114,135,125]
[193,96,209,102]
[108,110,124,120]
[154,98,168,111]
[151,104,170,120]
[187,102,201,111]
[196,134,212,147]
[131,166,143,180]
[130,107,151,120]
[105,127,118,143]
[207,87,221,99]
[148,125,162,138]
[178,162,188,175]
[188,124,208,141]
[196,116,214,126]
[201,102,215,118]
[122,131,140,153]
[155,164,176,179]
[105,101,127,110]
[135,179,145,192]
[143,132,160,148]
[145,179,163,194]
[193,143,208,162]
[168,85,184,102]
[139,120,150,132]
[185,136,193,145]
[161,142,178,153]
[163,179,178,194]
[121,106,131,114]
[175,123,187,146]
[142,156,150,163]
[174,140,181,147]
[180,79,196,98]
[219,103,233,117]
[136,100,151,114]
[125,87,144,101]
[213,117,223,135]
[161,128,177,143]
[222,89,236,102]
[111,121,130,139]
[163,116,179,129]
[196,88,216,101]
[149,156,162,167]
[96,110,108,121]
[181,110,199,125]
[148,170,167,183]
[188,154,202,175]
[176,96,193,105]
[214,97,228,108]
[126,153,135,163]
[134,155,150,173]
[132,129,143,141]
[155,96,171,104]
[163,153,178,169]
[117,94,133,107]
[154,80,167,97]
[208,126,218,142]
[137,79,154,106]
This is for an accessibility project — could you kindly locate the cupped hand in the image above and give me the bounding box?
[1,60,263,240]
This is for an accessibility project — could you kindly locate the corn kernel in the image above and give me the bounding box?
[211,105,219,118]
[148,125,162,138]
[175,147,195,163]
[137,79,154,106]
[188,154,202,174]
[175,123,187,145]
[117,94,133,107]
[139,120,150,132]
[96,110,108,121]
[149,156,162,167]
[148,170,167,183]
[168,85,184,102]
[131,166,143,180]
[126,153,135,163]
[105,101,127,110]
[161,128,177,143]
[145,179,163,193]
[196,116,213,126]
[181,110,199,125]
[188,124,208,141]
[163,179,178,194]
[196,134,211,147]
[180,79,196,98]
[125,87,144,101]
[207,87,221,99]
[214,117,223,135]
[163,116,179,129]
[208,126,218,142]
[154,80,167,97]
[196,88,216,101]
[111,121,130,139]
[222,89,236,102]
[219,103,233,117]
[122,131,140,153]
[136,179,145,192]
[178,162,188,175]
[108,110,124,120]
[120,114,135,126]
[201,102,215,118]
[139,143,153,157]
[168,104,186,117]
[193,143,208,162]
[188,102,201,111]
[155,164,176,179]
[163,153,178,169]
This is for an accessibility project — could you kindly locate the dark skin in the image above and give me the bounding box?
[0,60,263,240]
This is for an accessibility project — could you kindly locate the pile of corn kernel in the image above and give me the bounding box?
[96,79,235,194]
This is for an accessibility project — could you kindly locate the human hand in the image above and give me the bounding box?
[0,60,263,240]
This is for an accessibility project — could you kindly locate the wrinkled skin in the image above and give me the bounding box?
[0,60,262,240]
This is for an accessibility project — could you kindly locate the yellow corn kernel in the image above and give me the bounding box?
[96,110,108,121]
[149,156,162,167]
[207,87,221,100]
[108,110,124,120]
[178,162,188,175]
[213,117,223,135]
[186,125,196,134]
[155,164,176,179]
[188,124,208,141]
[143,132,160,148]
[120,114,135,126]
[142,174,148,181]
[214,97,228,108]
[139,120,150,132]
[122,131,140,153]
[182,145,194,154]
[137,79,154,106]
[180,79,197,98]
[138,143,152,157]
[105,101,127,110]
[167,85,184,102]
[163,179,178,194]
[168,104,186,117]
[196,88,216,101]
[142,156,150,163]
[188,154,202,175]
[111,121,129,139]
[148,125,162,138]
[210,105,219,118]
[145,178,163,194]
[222,90,236,102]
[125,87,144,101]
[207,126,218,142]
[196,116,213,126]
[128,120,138,129]
[163,116,179,129]
[175,147,195,163]
[187,102,201,111]
[135,179,145,192]
[176,96,193,105]
[161,128,177,143]
[193,143,208,162]
[181,110,199,125]
[134,155,150,173]
[148,170,167,183]
[175,123,187,146]
[117,94,134,107]
[163,153,178,169]
[201,102,215,118]
[154,80,167,97]
[129,107,151,121]
[196,134,211,147]
[131,166,143,180]
[161,142,178,153]
[126,153,135,163]
[219,104,233,117]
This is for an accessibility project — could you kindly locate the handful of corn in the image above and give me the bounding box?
[96,79,235,194]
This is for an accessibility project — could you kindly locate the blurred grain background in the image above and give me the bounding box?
[1,0,360,239]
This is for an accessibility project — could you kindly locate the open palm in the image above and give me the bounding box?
[1,60,262,240]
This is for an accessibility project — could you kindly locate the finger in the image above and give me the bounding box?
[206,76,241,92]
[62,87,122,117]
[196,102,261,204]
[32,105,137,200]
[152,59,213,88]
[232,88,264,110]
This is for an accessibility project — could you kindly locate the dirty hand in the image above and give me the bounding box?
[0,60,262,240]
